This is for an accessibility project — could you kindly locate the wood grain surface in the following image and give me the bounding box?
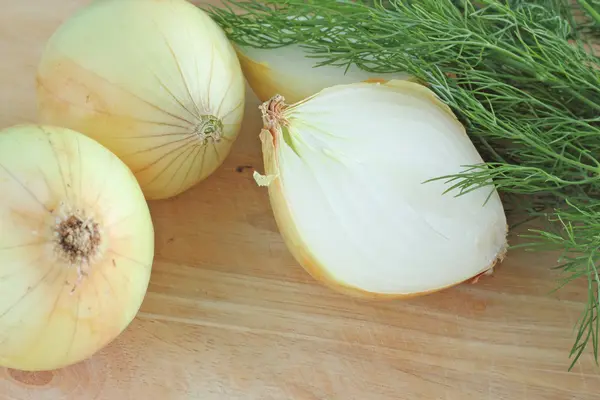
[1,1,599,399]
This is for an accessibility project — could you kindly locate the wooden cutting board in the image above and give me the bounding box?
[0,1,599,399]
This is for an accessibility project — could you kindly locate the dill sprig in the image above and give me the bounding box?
[206,0,600,370]
[573,0,600,35]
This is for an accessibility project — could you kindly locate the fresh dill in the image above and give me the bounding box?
[206,0,600,370]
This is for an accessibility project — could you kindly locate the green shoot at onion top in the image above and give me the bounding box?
[207,0,600,370]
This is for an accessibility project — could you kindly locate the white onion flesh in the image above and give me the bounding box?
[256,80,508,297]
[236,43,412,104]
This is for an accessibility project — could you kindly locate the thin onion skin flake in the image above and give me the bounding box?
[256,80,508,298]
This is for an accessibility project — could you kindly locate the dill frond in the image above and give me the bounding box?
[207,0,600,369]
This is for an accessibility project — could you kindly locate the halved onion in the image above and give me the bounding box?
[236,43,412,104]
[255,80,508,298]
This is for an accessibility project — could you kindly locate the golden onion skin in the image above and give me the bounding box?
[0,124,154,371]
[36,0,246,200]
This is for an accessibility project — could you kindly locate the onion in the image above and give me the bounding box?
[36,0,246,200]
[254,80,508,298]
[236,43,412,104]
[0,124,154,371]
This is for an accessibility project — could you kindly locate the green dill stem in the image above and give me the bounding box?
[578,0,600,26]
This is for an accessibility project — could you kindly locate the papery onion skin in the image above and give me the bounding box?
[36,0,246,200]
[236,44,412,104]
[0,124,154,371]
[256,80,508,298]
